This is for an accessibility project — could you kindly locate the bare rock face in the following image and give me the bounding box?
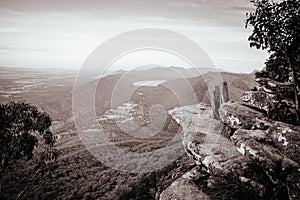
[219,101,271,130]
[231,129,298,184]
[168,104,248,175]
[221,101,300,200]
[267,121,300,163]
[165,101,300,199]
[159,176,210,200]
[212,81,230,120]
[241,87,297,125]
[241,90,274,111]
[212,86,221,119]
[167,104,257,198]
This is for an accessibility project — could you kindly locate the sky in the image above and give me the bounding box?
[0,0,269,73]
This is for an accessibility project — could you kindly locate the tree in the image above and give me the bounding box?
[246,0,300,125]
[0,101,57,192]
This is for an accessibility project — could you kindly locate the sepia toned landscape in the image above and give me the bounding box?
[0,66,257,199]
[1,0,300,200]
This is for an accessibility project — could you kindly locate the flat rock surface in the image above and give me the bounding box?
[168,101,300,200]
[159,176,210,200]
[168,103,249,174]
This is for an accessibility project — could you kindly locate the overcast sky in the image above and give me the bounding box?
[0,0,268,73]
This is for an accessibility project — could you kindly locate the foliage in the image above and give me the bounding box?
[0,101,57,192]
[246,0,300,124]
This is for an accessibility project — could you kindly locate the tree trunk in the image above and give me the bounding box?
[0,155,8,194]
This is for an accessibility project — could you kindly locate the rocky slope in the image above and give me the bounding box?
[164,87,300,200]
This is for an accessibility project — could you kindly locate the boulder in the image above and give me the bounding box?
[220,102,300,163]
[241,90,273,111]
[168,103,269,198]
[231,129,299,184]
[212,81,230,120]
[159,176,210,200]
[166,100,300,199]
[169,103,249,175]
[267,121,300,163]
[212,85,221,119]
[219,101,271,130]
[220,101,300,200]
[286,169,300,200]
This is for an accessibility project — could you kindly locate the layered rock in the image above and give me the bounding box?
[219,101,271,130]
[159,173,209,200]
[166,104,257,199]
[241,90,273,111]
[212,81,230,119]
[157,75,300,199]
[168,104,249,175]
[162,99,300,199]
[220,101,300,200]
[241,85,297,125]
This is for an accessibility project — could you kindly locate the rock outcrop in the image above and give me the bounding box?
[241,90,273,111]
[168,104,249,176]
[159,174,209,200]
[162,90,299,199]
[212,81,230,119]
[220,101,300,200]
[241,84,297,125]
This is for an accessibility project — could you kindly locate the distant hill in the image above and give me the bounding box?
[78,66,221,79]
[93,68,256,116]
[0,66,256,119]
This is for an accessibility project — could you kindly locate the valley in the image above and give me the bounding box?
[0,66,257,199]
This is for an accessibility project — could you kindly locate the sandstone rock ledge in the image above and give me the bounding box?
[220,101,300,200]
[161,102,300,200]
[159,175,209,200]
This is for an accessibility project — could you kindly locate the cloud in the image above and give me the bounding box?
[0,46,62,52]
[165,0,206,8]
[227,6,254,12]
[0,0,267,72]
[212,56,264,62]
[0,8,25,16]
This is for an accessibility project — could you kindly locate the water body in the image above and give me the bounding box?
[133,80,166,87]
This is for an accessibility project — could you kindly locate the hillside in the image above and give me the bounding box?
[0,67,257,199]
